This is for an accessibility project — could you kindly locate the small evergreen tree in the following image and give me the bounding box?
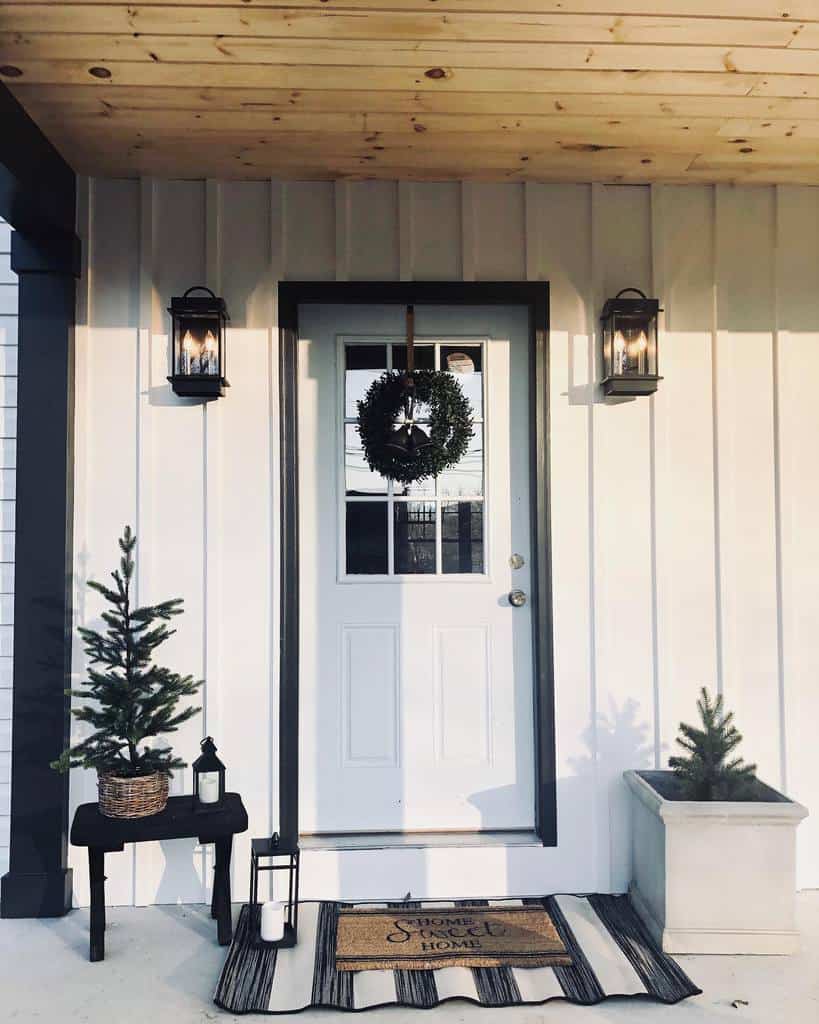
[52,526,202,777]
[669,687,757,800]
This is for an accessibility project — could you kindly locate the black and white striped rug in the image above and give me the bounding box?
[215,896,701,1014]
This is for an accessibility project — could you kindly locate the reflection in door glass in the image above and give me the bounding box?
[341,339,486,577]
[394,501,436,574]
[442,501,484,574]
[345,344,387,418]
[441,344,483,418]
[346,502,388,575]
[392,344,435,372]
[394,458,436,499]
[345,424,388,495]
[437,430,483,498]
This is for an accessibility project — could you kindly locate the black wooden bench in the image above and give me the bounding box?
[70,793,248,962]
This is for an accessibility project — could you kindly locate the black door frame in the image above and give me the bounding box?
[277,281,556,847]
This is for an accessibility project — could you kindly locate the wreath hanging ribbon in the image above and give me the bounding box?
[356,305,473,484]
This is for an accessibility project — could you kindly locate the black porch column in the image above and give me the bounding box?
[0,231,79,918]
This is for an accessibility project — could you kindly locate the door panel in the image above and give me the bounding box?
[298,304,534,833]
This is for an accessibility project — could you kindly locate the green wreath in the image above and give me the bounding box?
[357,370,473,484]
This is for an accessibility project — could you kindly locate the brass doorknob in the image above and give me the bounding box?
[509,589,527,607]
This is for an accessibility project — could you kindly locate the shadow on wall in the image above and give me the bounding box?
[497,696,655,897]
[571,697,654,893]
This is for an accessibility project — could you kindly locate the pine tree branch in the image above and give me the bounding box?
[53,527,203,777]
[670,686,758,801]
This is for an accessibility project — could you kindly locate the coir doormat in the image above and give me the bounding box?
[214,896,702,1015]
[335,905,571,971]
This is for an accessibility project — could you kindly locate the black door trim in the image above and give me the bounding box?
[278,281,555,847]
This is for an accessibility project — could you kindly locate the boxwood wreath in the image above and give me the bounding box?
[357,369,473,484]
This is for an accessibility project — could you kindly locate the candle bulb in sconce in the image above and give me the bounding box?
[261,900,285,943]
[198,772,220,804]
[180,331,196,375]
[614,331,626,376]
[635,330,648,375]
[203,330,218,376]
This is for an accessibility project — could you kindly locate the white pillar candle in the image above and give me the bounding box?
[261,900,285,942]
[198,772,220,804]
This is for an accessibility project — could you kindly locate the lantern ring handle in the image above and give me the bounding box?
[614,287,648,300]
[182,285,218,299]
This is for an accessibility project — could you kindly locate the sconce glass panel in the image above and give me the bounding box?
[601,288,662,397]
[168,286,230,399]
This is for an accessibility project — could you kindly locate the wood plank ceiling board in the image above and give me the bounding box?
[1,2,818,183]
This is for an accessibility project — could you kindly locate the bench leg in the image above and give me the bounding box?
[213,837,233,946]
[88,848,106,962]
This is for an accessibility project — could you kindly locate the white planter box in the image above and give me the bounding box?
[624,769,808,955]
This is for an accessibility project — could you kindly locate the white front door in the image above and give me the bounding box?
[298,304,535,834]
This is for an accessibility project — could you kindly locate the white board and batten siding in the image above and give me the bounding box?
[72,180,819,907]
[0,219,17,878]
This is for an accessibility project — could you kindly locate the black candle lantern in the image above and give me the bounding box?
[601,288,662,396]
[192,736,226,813]
[167,286,229,398]
[249,833,301,948]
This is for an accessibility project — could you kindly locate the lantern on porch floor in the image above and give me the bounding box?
[192,736,226,813]
[167,286,229,398]
[600,287,662,397]
[249,833,301,948]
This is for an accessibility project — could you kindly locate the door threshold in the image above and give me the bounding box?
[299,830,541,852]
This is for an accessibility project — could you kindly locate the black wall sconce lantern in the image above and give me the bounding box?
[192,736,226,813]
[601,288,662,397]
[168,286,229,398]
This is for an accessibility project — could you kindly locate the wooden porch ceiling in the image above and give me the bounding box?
[1,2,819,184]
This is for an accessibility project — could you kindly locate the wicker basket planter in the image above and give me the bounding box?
[98,770,169,819]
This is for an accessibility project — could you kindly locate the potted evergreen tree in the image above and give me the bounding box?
[52,526,202,818]
[625,688,808,954]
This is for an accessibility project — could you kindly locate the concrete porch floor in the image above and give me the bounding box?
[1,894,817,1023]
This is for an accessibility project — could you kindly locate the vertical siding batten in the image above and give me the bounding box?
[532,182,599,892]
[460,182,476,284]
[135,175,157,908]
[771,186,787,795]
[772,185,819,888]
[71,176,142,908]
[714,186,781,789]
[648,184,663,770]
[592,184,655,893]
[710,186,725,702]
[588,182,605,893]
[653,186,719,762]
[201,178,223,902]
[335,182,350,283]
[398,182,413,283]
[135,179,208,905]
[218,180,274,901]
[204,178,222,746]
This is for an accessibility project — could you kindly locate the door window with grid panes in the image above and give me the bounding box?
[341,338,486,578]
